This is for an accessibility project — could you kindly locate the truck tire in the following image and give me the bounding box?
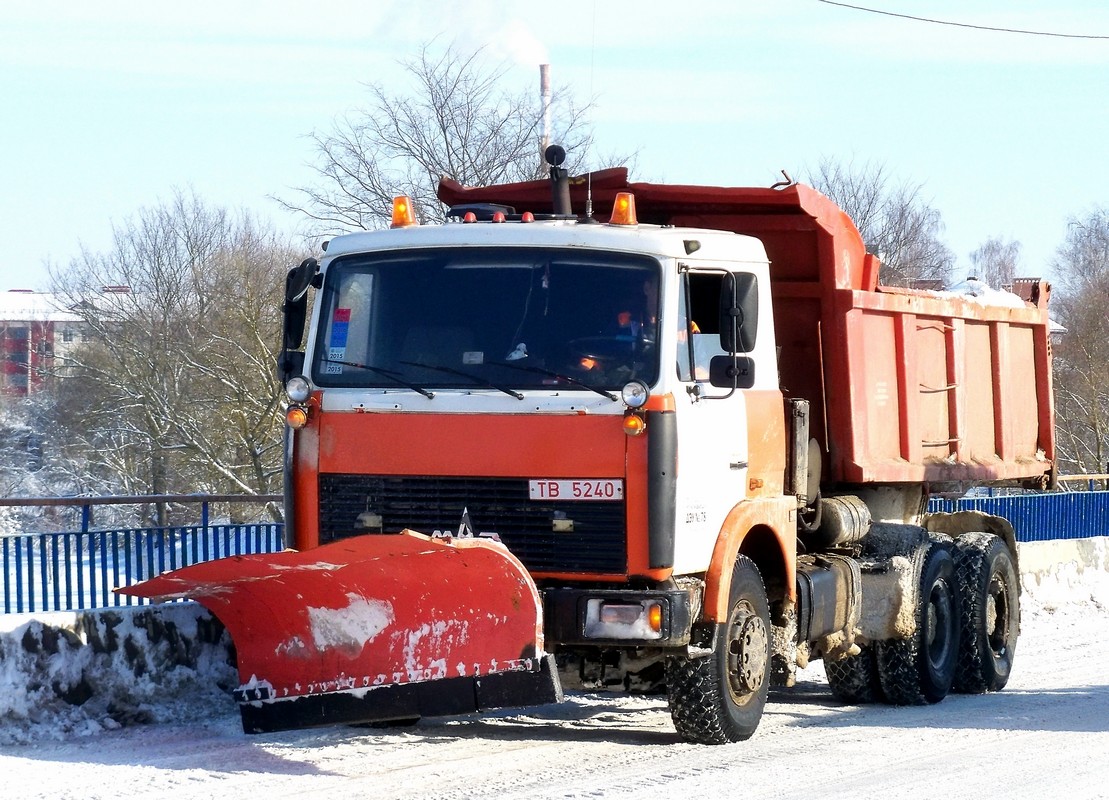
[825,644,883,704]
[665,556,771,744]
[876,543,959,705]
[953,532,1019,693]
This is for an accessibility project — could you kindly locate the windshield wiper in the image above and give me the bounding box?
[492,361,618,401]
[399,360,524,400]
[321,359,435,399]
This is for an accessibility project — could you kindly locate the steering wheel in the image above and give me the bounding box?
[567,335,638,363]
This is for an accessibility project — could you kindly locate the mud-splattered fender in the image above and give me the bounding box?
[702,496,797,623]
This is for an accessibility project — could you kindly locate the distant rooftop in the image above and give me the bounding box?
[0,290,83,323]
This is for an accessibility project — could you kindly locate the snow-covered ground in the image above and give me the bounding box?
[2,538,1107,800]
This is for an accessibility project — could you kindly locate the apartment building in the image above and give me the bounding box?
[0,290,86,397]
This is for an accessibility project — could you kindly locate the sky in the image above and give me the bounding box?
[2,0,1107,292]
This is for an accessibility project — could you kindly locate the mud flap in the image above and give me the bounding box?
[118,530,563,733]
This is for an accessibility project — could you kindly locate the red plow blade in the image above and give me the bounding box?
[119,530,561,732]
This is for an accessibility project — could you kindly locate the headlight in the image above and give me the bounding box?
[286,376,311,403]
[620,380,649,409]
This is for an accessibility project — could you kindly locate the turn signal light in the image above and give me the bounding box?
[648,602,663,632]
[609,192,638,225]
[286,406,309,429]
[391,196,418,228]
[623,414,646,436]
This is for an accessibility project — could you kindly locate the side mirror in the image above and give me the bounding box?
[279,259,317,382]
[709,354,756,389]
[286,258,318,305]
[277,350,305,384]
[718,272,759,354]
[282,259,318,352]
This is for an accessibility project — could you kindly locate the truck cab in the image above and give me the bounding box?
[268,160,1049,744]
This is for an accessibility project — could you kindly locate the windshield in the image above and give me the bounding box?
[311,247,660,392]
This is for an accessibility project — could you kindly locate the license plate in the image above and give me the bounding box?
[528,479,624,501]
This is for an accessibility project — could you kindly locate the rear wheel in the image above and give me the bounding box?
[666,556,771,744]
[953,533,1019,693]
[825,643,883,704]
[876,543,960,705]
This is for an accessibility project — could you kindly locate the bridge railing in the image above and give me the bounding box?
[1,495,283,615]
[3,488,1107,614]
[926,489,1109,542]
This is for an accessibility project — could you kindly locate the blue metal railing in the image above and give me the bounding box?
[927,490,1109,542]
[3,490,1107,614]
[1,495,283,614]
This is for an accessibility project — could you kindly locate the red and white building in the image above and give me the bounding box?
[0,290,86,397]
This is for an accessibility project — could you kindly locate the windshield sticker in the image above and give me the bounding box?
[325,347,345,374]
[462,351,484,365]
[330,308,351,349]
[326,308,350,373]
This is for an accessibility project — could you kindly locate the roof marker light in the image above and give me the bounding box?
[492,211,506,223]
[521,211,535,223]
[610,192,638,225]
[391,196,418,228]
[463,211,477,223]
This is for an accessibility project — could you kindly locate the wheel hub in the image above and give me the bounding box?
[727,610,769,695]
[925,579,954,668]
[987,575,1009,653]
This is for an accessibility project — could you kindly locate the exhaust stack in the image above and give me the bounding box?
[546,144,571,216]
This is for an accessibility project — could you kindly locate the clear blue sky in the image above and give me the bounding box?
[3,0,1106,291]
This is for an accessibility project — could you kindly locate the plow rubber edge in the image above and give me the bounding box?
[237,653,562,733]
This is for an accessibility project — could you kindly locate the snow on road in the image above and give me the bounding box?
[2,539,1108,800]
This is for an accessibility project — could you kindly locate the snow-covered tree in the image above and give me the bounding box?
[47,191,301,523]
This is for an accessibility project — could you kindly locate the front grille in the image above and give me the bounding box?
[318,474,627,574]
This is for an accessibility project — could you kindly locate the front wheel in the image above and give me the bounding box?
[666,556,771,744]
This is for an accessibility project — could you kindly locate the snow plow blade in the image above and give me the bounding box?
[118,530,562,733]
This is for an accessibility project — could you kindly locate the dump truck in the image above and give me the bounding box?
[123,147,1055,744]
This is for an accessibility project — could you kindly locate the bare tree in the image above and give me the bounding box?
[969,237,1022,288]
[806,157,955,287]
[1051,207,1109,475]
[279,41,602,231]
[49,191,302,521]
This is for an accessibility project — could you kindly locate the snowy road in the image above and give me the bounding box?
[3,542,1108,800]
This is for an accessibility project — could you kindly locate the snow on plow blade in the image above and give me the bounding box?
[118,530,562,733]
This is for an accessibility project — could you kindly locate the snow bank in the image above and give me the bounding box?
[0,602,235,744]
[1,537,1106,745]
[1018,536,1109,612]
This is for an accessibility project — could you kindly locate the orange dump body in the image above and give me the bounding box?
[440,172,1055,488]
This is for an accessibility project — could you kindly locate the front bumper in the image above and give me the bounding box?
[543,587,695,647]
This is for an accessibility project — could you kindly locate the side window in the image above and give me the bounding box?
[676,272,727,381]
[676,280,693,381]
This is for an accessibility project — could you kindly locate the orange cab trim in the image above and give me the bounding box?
[643,392,676,412]
[318,412,626,476]
[291,396,323,551]
[743,389,786,497]
[702,496,796,622]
